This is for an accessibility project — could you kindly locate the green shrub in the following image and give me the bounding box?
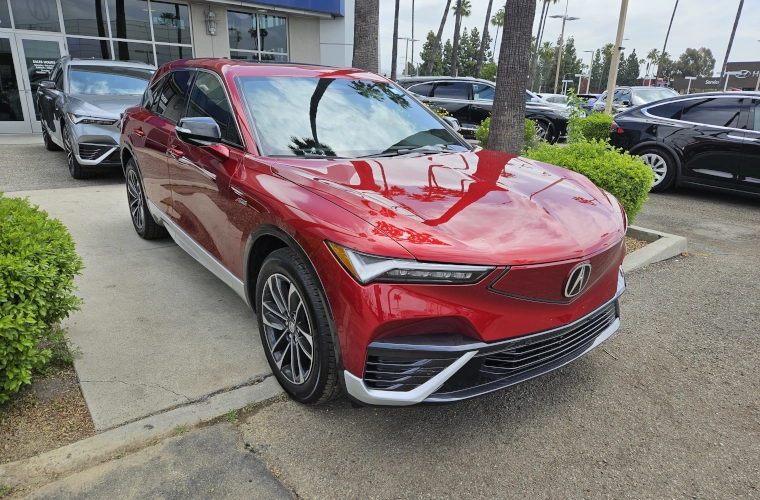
[481,63,497,82]
[568,112,613,143]
[0,195,83,403]
[523,140,654,222]
[475,117,541,150]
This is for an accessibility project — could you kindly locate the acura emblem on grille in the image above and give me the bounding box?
[564,262,592,298]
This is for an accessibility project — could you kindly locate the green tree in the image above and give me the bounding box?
[481,62,497,81]
[425,0,453,76]
[475,0,494,78]
[490,7,504,55]
[420,31,445,76]
[674,47,716,77]
[588,48,603,93]
[558,36,584,92]
[455,27,492,77]
[618,49,641,86]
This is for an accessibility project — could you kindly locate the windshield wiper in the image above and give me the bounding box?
[359,144,461,159]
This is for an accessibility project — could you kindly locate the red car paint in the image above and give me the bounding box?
[121,59,626,383]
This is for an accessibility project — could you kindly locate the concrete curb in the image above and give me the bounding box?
[0,377,283,493]
[623,225,688,273]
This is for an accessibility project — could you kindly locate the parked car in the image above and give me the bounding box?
[577,93,600,114]
[397,76,570,143]
[121,59,627,406]
[592,86,679,114]
[611,92,760,194]
[36,56,155,179]
[537,93,567,105]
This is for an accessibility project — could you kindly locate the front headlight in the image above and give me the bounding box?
[67,113,118,126]
[327,242,495,285]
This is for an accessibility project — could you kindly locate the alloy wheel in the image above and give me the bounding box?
[261,273,314,385]
[535,121,549,142]
[63,127,75,174]
[640,153,668,187]
[126,169,145,230]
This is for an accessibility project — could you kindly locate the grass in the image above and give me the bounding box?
[173,424,188,436]
[225,409,238,422]
[0,485,13,498]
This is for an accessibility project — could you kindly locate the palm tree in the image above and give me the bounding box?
[426,0,453,76]
[451,0,472,17]
[475,0,494,78]
[645,48,660,84]
[352,0,379,71]
[528,0,560,91]
[450,0,465,77]
[490,8,504,55]
[489,0,537,153]
[390,0,400,80]
[719,0,744,89]
[656,0,678,81]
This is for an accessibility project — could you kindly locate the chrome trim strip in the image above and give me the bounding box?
[146,200,248,306]
[176,156,217,181]
[344,351,478,406]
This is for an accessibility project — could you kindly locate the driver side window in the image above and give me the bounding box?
[473,83,494,101]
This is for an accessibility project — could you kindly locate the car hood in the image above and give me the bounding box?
[67,94,142,119]
[273,149,624,266]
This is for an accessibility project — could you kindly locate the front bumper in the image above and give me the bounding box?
[344,267,626,406]
[70,121,122,167]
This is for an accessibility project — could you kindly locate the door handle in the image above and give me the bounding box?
[168,147,184,158]
[134,128,145,137]
[472,105,484,110]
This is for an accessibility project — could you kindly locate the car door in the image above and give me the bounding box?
[37,61,60,134]
[470,82,493,130]
[737,98,760,193]
[166,70,246,274]
[677,96,748,188]
[133,69,195,216]
[429,81,471,132]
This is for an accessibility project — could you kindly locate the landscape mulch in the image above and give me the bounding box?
[625,235,649,254]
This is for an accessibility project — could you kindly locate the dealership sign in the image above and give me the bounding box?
[671,61,760,91]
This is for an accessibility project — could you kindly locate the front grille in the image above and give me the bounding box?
[79,144,115,160]
[364,356,454,392]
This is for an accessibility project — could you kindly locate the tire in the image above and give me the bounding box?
[42,123,62,151]
[63,124,95,179]
[638,147,676,192]
[125,158,168,240]
[256,248,341,405]
[536,120,556,144]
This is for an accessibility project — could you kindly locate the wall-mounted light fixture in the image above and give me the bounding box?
[206,10,216,36]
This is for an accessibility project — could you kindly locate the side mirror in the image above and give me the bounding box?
[39,80,56,90]
[443,116,461,132]
[175,117,221,147]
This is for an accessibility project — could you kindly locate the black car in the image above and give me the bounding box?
[611,92,760,194]
[397,76,570,143]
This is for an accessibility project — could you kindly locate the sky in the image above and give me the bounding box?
[378,0,760,77]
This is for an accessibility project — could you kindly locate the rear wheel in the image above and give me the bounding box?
[638,148,676,192]
[63,124,94,179]
[256,248,341,404]
[535,120,556,144]
[125,158,168,239]
[42,123,61,151]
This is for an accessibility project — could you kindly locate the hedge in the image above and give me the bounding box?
[0,195,83,403]
[475,117,540,150]
[524,140,654,222]
[568,112,613,143]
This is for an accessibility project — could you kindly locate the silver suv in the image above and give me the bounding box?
[591,86,679,114]
[37,57,155,179]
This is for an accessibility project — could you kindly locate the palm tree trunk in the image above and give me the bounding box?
[489,0,537,154]
[528,0,550,91]
[656,0,678,80]
[390,0,400,80]
[492,25,500,55]
[450,0,463,77]
[426,0,452,76]
[352,0,379,71]
[475,0,494,77]
[719,0,744,90]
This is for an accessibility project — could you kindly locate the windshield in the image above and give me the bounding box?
[238,76,467,158]
[69,66,154,95]
[632,88,679,105]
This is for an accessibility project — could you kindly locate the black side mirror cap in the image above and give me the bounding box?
[175,117,222,147]
[38,80,56,90]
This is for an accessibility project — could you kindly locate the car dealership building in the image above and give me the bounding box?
[0,0,354,133]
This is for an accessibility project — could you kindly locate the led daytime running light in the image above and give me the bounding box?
[67,113,118,126]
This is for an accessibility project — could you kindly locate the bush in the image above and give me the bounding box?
[0,195,83,403]
[568,112,613,143]
[523,140,654,222]
[475,117,540,150]
[481,63,497,82]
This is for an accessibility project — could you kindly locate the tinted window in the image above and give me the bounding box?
[238,77,466,158]
[150,2,191,44]
[156,45,192,67]
[69,65,153,95]
[473,83,494,101]
[407,83,433,97]
[647,102,683,120]
[154,69,193,122]
[752,100,760,132]
[107,0,151,40]
[631,88,679,106]
[143,74,165,110]
[112,41,154,65]
[52,65,64,90]
[433,82,469,100]
[10,0,60,31]
[680,97,743,128]
[67,37,111,59]
[185,72,242,147]
[60,0,108,36]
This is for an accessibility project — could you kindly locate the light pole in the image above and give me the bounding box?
[723,70,743,91]
[604,0,629,114]
[398,37,418,77]
[583,49,594,92]
[550,1,579,94]
[685,76,696,94]
[756,40,760,91]
[562,79,573,94]
[575,73,583,93]
[411,0,416,76]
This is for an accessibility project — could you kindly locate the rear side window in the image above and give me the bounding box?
[473,83,494,101]
[647,101,682,120]
[154,69,194,123]
[432,82,469,100]
[407,83,433,97]
[142,75,165,111]
[680,97,743,129]
[752,100,760,131]
[185,71,243,148]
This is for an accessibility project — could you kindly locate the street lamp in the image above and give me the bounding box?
[562,79,574,94]
[583,50,594,92]
[575,73,584,93]
[723,70,743,91]
[398,37,419,77]
[685,76,697,94]
[550,1,580,94]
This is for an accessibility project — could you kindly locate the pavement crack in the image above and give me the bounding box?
[80,378,191,402]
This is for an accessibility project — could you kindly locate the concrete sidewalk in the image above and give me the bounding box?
[7,185,276,430]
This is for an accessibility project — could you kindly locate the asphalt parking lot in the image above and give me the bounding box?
[2,137,759,498]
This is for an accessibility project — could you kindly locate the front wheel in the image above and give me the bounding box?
[42,123,61,151]
[125,158,168,240]
[63,125,94,179]
[638,148,676,192]
[256,248,341,404]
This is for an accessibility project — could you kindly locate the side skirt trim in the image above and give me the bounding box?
[146,200,249,307]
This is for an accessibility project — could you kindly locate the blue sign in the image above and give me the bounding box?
[245,0,343,16]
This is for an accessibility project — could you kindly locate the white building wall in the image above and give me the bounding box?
[288,16,321,65]
[190,3,230,58]
[319,0,353,67]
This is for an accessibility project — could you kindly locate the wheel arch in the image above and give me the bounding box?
[629,141,682,177]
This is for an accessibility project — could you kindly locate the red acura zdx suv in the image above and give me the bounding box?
[120,59,627,406]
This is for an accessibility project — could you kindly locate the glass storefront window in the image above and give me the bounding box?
[155,44,190,66]
[227,11,257,52]
[60,0,109,37]
[10,0,61,32]
[258,15,286,56]
[230,50,257,62]
[107,0,151,41]
[67,37,111,59]
[228,12,288,62]
[112,40,154,65]
[0,0,12,29]
[0,37,24,121]
[150,2,190,44]
[261,53,287,62]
